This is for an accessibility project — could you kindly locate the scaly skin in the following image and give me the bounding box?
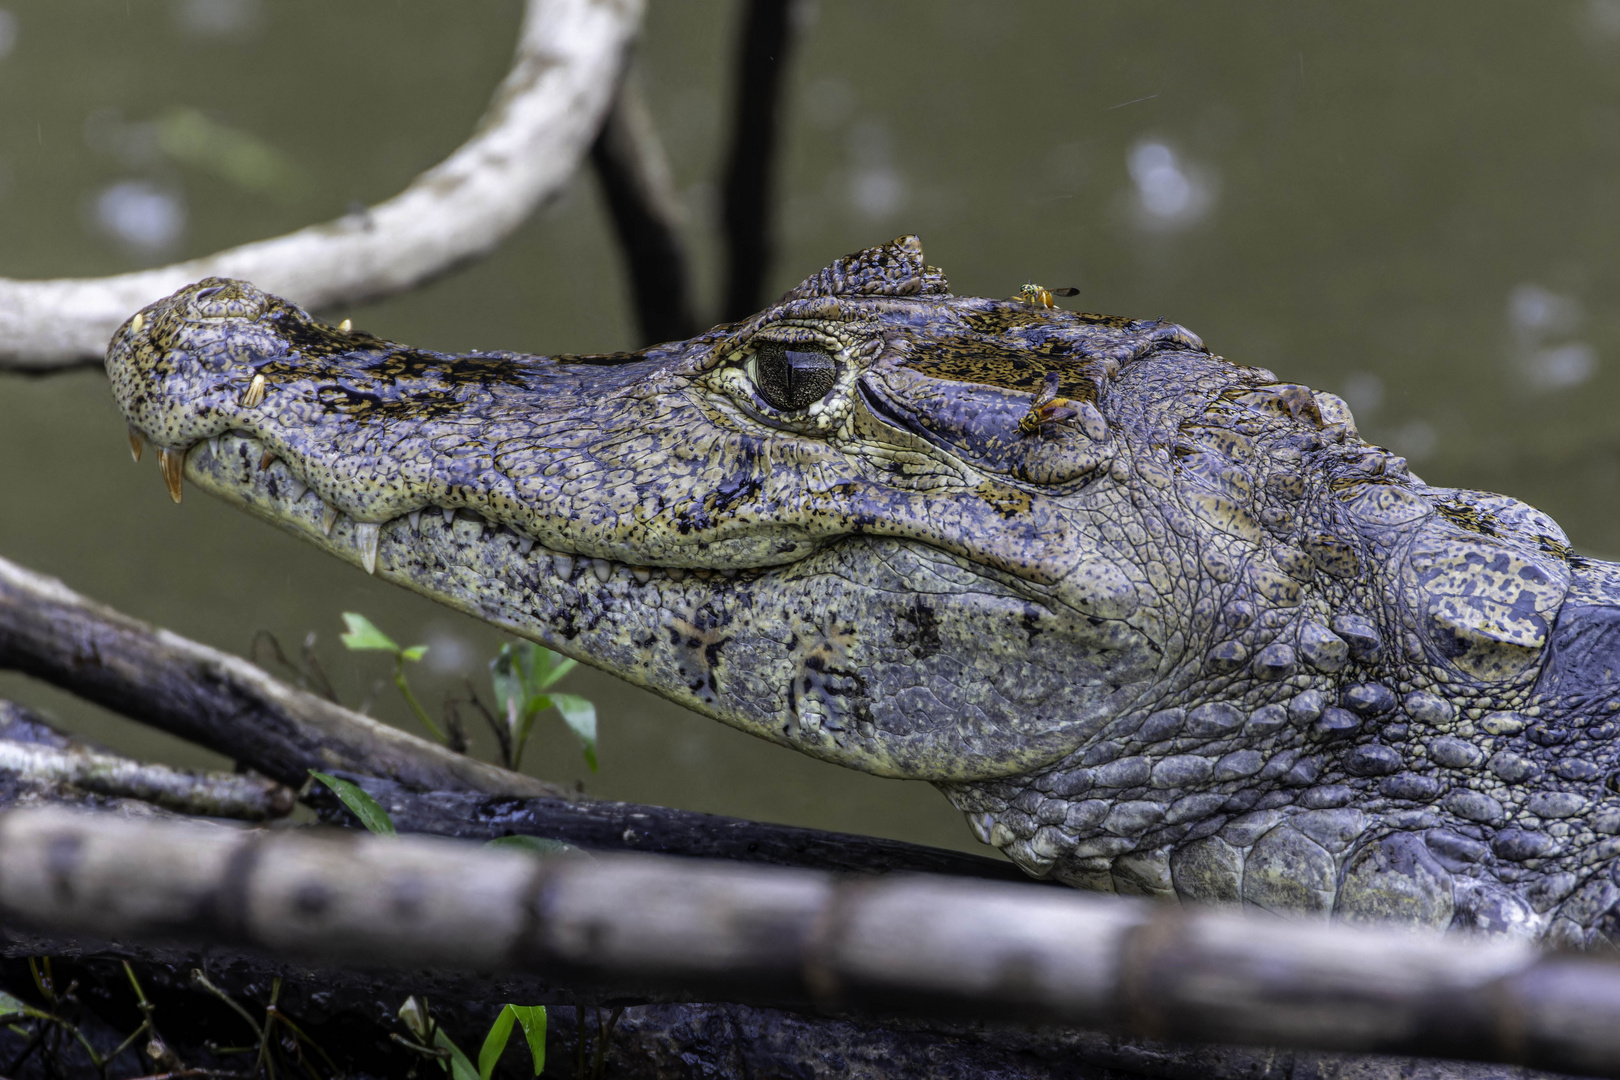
[107,236,1620,946]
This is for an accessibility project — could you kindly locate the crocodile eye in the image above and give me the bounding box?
[750,342,836,411]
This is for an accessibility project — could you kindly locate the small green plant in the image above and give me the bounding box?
[396,997,546,1080]
[310,770,397,836]
[338,612,443,742]
[490,641,597,772]
[479,1003,547,1079]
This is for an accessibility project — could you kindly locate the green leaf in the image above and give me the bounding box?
[435,1028,480,1080]
[550,694,598,772]
[339,612,399,653]
[401,644,430,663]
[510,1005,546,1075]
[534,654,577,691]
[309,770,396,836]
[490,642,527,717]
[0,990,46,1022]
[478,1005,517,1080]
[486,835,585,858]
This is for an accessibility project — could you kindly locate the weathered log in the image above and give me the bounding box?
[0,554,559,797]
[0,0,643,367]
[327,773,1042,883]
[4,806,1618,1078]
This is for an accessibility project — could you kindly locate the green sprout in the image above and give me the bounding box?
[338,612,443,742]
[397,997,546,1080]
[490,641,598,772]
[309,770,396,836]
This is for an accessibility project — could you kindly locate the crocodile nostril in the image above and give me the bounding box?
[193,285,223,301]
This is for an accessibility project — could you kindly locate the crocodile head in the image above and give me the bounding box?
[108,236,1620,944]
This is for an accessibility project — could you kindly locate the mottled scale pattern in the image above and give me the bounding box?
[107,236,1620,948]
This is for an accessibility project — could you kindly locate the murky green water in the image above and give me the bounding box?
[3,1,1619,854]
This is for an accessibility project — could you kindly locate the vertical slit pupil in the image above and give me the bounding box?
[754,342,836,411]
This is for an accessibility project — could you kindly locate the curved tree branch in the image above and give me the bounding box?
[0,554,563,798]
[0,0,645,368]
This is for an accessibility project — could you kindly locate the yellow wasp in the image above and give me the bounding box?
[1018,371,1078,437]
[1019,283,1079,309]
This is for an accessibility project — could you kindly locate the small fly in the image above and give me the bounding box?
[1019,283,1080,310]
[1018,371,1078,437]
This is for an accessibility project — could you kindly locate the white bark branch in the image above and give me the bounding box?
[8,805,1620,1077]
[0,0,644,368]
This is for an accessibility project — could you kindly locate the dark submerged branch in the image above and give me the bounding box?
[590,78,702,345]
[9,806,1620,1079]
[720,0,798,321]
[9,937,1516,1080]
[326,774,1042,883]
[0,555,562,798]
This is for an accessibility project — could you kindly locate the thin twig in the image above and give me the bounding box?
[590,77,700,345]
[720,0,798,321]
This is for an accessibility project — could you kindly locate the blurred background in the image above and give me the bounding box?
[2,0,1618,853]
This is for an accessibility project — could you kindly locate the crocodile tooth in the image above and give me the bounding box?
[158,447,184,503]
[591,558,612,583]
[338,318,352,332]
[355,522,381,575]
[241,373,267,409]
[667,567,686,582]
[407,510,421,534]
[321,504,339,536]
[631,566,651,585]
[208,435,221,458]
[130,312,144,334]
[517,537,535,555]
[442,508,456,527]
[258,449,276,471]
[284,478,308,502]
[127,426,145,463]
[720,568,738,580]
[552,555,575,579]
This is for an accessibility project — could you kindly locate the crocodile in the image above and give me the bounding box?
[106,235,1620,948]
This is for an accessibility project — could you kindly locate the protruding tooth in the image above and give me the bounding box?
[158,447,184,503]
[338,318,353,333]
[667,567,686,582]
[442,508,455,527]
[355,522,380,575]
[517,537,535,555]
[208,436,220,458]
[591,558,612,583]
[692,568,714,581]
[130,312,145,334]
[241,373,267,409]
[720,568,739,580]
[321,504,339,536]
[258,449,276,471]
[408,510,421,534]
[284,478,308,502]
[552,555,575,579]
[127,426,145,463]
[631,566,651,585]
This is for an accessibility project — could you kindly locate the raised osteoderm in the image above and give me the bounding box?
[108,236,1620,945]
